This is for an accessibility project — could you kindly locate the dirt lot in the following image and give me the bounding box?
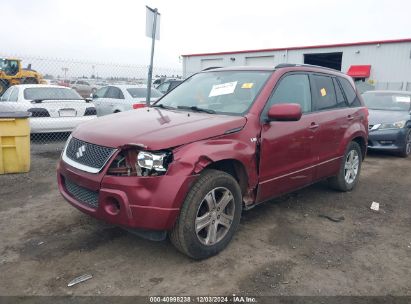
[0,149,410,296]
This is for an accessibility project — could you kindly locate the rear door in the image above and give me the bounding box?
[309,74,355,180]
[257,73,317,202]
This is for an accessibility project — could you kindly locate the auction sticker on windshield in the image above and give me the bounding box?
[209,81,237,97]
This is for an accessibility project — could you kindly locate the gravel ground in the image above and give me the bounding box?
[0,149,410,296]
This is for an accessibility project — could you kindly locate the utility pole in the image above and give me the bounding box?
[146,6,160,106]
[62,67,68,81]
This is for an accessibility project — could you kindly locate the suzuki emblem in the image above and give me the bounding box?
[76,145,86,158]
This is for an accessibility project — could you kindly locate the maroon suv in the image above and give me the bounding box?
[57,64,368,259]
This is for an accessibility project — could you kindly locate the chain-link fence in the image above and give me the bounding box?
[0,54,182,152]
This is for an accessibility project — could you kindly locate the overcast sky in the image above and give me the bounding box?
[1,0,410,68]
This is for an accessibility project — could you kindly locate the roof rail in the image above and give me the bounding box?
[275,63,339,72]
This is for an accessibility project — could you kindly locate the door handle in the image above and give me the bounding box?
[308,122,319,130]
[347,115,355,121]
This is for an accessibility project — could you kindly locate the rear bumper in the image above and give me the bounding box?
[368,128,407,152]
[30,116,96,133]
[57,160,197,231]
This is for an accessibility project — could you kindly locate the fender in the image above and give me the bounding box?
[167,134,259,204]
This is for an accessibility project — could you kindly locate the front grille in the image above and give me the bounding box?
[64,178,99,209]
[65,137,115,170]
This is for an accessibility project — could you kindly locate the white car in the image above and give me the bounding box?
[92,85,162,116]
[0,84,97,133]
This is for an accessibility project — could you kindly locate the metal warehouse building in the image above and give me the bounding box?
[182,38,411,91]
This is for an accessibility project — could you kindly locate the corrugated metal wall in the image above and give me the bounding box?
[183,42,411,91]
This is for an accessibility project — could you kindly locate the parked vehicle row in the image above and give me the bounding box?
[0,85,96,133]
[57,64,369,259]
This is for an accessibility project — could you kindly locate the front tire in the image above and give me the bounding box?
[328,141,362,192]
[399,129,411,158]
[170,169,242,259]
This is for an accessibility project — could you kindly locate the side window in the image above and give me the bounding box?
[0,87,13,101]
[170,81,181,90]
[333,78,346,107]
[311,75,337,111]
[94,87,109,98]
[157,82,170,94]
[267,74,311,113]
[338,77,360,107]
[106,87,124,99]
[9,87,19,101]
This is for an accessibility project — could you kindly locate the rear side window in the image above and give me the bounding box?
[9,87,19,101]
[311,75,337,111]
[339,77,360,107]
[333,78,346,107]
[267,74,312,113]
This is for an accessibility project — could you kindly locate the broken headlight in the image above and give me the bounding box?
[107,149,172,176]
[137,151,168,171]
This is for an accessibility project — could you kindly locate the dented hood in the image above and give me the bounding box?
[72,108,247,150]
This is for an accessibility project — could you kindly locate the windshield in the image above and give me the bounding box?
[362,92,411,111]
[24,87,83,100]
[156,71,272,115]
[127,88,162,98]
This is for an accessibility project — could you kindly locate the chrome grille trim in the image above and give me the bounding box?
[62,137,117,174]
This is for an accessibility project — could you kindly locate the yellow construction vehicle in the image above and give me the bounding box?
[0,58,45,96]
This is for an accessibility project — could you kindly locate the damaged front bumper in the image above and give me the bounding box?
[57,159,197,233]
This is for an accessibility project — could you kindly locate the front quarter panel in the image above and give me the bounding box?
[168,127,259,200]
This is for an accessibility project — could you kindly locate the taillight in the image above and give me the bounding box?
[27,108,50,117]
[133,103,146,109]
[84,107,96,116]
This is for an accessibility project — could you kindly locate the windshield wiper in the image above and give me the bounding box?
[152,104,175,110]
[177,105,216,114]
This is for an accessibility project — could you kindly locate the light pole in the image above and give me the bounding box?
[62,67,68,81]
[146,6,160,107]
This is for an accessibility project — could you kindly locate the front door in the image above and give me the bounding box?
[92,86,110,116]
[257,73,318,202]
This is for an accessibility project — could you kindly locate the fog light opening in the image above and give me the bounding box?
[104,197,121,215]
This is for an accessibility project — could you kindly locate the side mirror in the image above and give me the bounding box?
[267,103,302,122]
[85,97,92,103]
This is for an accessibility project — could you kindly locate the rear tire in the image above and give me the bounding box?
[399,129,411,158]
[170,169,242,260]
[328,141,362,192]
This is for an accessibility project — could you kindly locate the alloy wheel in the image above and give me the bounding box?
[195,187,235,246]
[344,150,359,184]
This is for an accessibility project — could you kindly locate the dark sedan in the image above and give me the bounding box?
[363,90,411,157]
